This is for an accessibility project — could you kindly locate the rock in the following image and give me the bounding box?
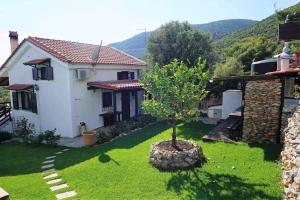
[149,140,205,170]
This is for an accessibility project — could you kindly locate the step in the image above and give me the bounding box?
[55,151,63,155]
[50,183,68,191]
[43,173,58,180]
[47,178,62,185]
[42,168,55,174]
[41,164,54,169]
[62,149,70,152]
[46,156,56,159]
[42,160,54,164]
[56,191,77,200]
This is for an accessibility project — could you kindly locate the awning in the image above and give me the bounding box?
[87,80,143,91]
[23,58,50,65]
[7,84,33,90]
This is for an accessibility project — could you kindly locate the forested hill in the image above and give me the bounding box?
[214,3,300,51]
[109,19,257,59]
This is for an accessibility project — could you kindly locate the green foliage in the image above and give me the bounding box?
[136,114,157,128]
[0,87,10,103]
[213,57,245,77]
[15,118,35,143]
[0,131,12,142]
[214,3,300,55]
[226,36,276,68]
[28,133,44,146]
[115,121,131,133]
[43,129,60,146]
[147,21,214,67]
[96,129,109,144]
[141,59,208,123]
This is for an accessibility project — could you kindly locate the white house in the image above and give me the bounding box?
[0,31,146,138]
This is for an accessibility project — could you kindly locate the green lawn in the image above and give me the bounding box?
[0,121,282,200]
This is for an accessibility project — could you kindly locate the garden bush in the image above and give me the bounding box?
[115,121,131,133]
[136,114,157,128]
[96,129,109,144]
[44,129,60,146]
[15,118,35,143]
[0,131,12,142]
[28,133,44,146]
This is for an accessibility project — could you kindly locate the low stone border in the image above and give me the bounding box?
[149,140,206,169]
[41,148,77,199]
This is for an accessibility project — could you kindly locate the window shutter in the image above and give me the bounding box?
[46,67,54,80]
[130,72,135,80]
[32,67,38,80]
[117,71,129,80]
[31,93,38,113]
[12,92,19,109]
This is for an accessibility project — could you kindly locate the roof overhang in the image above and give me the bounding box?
[87,80,143,91]
[23,58,50,66]
[7,84,33,90]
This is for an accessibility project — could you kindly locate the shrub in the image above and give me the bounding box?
[115,121,131,133]
[29,133,44,146]
[44,129,60,146]
[129,121,137,130]
[96,130,108,144]
[15,118,35,143]
[0,131,12,142]
[136,114,157,128]
[109,126,121,137]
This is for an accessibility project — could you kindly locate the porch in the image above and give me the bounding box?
[87,80,144,126]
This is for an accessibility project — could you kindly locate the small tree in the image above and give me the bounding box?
[141,59,208,147]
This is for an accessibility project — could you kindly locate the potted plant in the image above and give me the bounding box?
[82,130,97,146]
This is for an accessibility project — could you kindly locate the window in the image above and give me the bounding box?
[12,91,38,113]
[117,71,135,80]
[103,92,112,108]
[32,66,53,81]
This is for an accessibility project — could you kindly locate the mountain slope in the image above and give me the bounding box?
[109,19,257,59]
[214,3,300,51]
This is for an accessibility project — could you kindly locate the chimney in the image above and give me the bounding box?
[9,31,19,53]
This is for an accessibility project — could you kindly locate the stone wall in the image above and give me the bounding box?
[281,106,300,200]
[243,79,282,143]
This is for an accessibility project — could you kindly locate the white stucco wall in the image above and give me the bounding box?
[4,42,145,138]
[221,90,242,119]
[7,42,74,137]
[68,64,144,136]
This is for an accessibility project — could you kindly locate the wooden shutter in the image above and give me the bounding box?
[12,92,19,109]
[46,67,54,80]
[130,72,135,80]
[32,67,38,80]
[31,93,38,113]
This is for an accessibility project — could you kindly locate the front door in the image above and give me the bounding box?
[122,91,130,121]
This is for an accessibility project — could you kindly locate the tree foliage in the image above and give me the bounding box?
[147,21,214,68]
[213,57,245,78]
[140,59,208,147]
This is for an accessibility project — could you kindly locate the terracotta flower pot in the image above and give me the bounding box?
[82,131,96,146]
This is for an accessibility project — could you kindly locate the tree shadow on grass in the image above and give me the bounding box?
[166,168,280,200]
[177,122,215,141]
[98,153,120,166]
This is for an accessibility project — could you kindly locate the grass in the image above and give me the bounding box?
[0,121,282,200]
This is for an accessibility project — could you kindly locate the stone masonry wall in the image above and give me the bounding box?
[281,106,300,200]
[243,79,282,143]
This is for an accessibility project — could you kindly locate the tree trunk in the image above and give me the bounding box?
[171,120,177,148]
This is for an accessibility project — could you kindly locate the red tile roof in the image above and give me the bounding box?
[26,37,146,66]
[7,84,33,90]
[87,80,142,91]
[265,68,300,75]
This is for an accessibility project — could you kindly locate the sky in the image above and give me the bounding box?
[0,0,299,65]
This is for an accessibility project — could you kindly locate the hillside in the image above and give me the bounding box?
[214,3,300,51]
[109,19,257,59]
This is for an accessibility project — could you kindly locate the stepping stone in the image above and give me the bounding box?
[62,149,70,152]
[41,164,54,170]
[47,178,62,185]
[46,156,56,159]
[50,183,68,191]
[55,152,63,155]
[42,159,54,164]
[43,173,58,180]
[56,191,77,200]
[42,168,55,174]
